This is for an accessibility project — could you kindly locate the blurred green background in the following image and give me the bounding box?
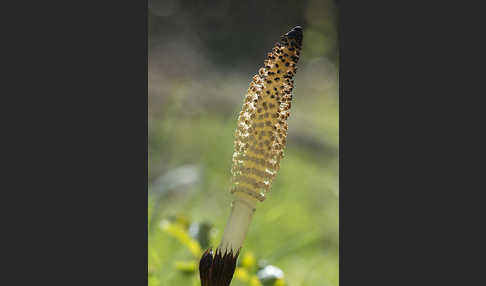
[148,0,338,285]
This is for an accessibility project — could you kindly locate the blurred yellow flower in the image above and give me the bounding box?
[241,252,256,269]
[160,219,202,257]
[274,278,285,286]
[175,260,197,273]
[250,275,263,286]
[234,267,249,282]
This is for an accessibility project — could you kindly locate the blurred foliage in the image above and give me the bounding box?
[149,0,338,285]
[157,218,288,286]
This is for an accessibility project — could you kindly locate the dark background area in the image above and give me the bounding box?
[149,0,338,74]
[4,1,481,286]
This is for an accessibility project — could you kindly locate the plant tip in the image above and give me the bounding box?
[284,26,303,46]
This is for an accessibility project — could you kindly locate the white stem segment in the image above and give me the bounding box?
[219,194,257,254]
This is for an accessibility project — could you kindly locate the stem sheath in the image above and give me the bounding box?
[219,195,256,254]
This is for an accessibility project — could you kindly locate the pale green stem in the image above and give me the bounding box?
[219,194,257,254]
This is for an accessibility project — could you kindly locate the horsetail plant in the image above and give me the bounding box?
[199,26,303,286]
